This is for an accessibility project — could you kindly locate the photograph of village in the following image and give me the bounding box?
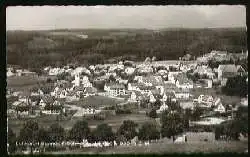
[6,5,248,154]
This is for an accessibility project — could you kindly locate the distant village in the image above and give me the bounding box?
[7,50,248,118]
[7,50,248,153]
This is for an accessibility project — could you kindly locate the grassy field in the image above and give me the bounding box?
[69,95,125,109]
[7,75,48,91]
[47,132,248,154]
[101,140,248,154]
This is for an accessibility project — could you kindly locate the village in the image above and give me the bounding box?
[7,50,248,154]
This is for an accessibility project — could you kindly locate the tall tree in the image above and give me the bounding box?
[161,110,184,142]
[37,128,49,150]
[221,75,248,97]
[148,108,157,118]
[69,120,90,142]
[117,120,138,141]
[48,123,65,143]
[93,123,115,142]
[8,128,17,154]
[192,105,203,121]
[138,122,160,141]
[18,120,39,154]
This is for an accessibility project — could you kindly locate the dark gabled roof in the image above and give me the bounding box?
[74,85,85,91]
[105,83,125,89]
[29,95,40,102]
[141,75,164,85]
[130,90,143,97]
[41,95,54,104]
[175,73,193,85]
[164,91,175,97]
[163,83,177,91]
[174,88,190,93]
[67,90,77,96]
[138,85,155,90]
[218,64,244,74]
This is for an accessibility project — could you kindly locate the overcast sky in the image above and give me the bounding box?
[6,5,246,30]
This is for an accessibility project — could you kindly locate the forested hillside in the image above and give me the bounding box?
[7,28,247,71]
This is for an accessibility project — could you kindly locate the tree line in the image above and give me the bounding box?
[8,106,189,154]
[7,28,247,72]
[8,103,248,154]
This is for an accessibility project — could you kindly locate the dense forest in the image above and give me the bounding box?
[6,28,247,71]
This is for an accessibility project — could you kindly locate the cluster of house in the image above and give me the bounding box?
[193,95,226,113]
[196,50,248,63]
[7,67,37,77]
[7,92,65,118]
[7,50,248,119]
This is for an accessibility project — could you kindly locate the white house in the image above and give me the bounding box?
[174,89,190,99]
[39,96,54,109]
[156,102,169,113]
[137,75,163,87]
[161,93,168,102]
[49,68,64,76]
[66,94,80,102]
[174,135,187,143]
[127,83,141,91]
[51,87,68,98]
[206,79,213,88]
[213,98,222,107]
[41,110,61,115]
[117,63,124,70]
[157,69,168,76]
[218,64,245,86]
[129,92,137,102]
[104,83,126,97]
[137,65,153,74]
[72,74,92,87]
[73,108,101,117]
[176,79,193,89]
[168,72,181,84]
[125,67,135,75]
[138,86,155,95]
[214,103,226,113]
[83,87,97,97]
[155,85,164,95]
[71,67,91,76]
[7,68,15,77]
[197,95,214,107]
[149,93,156,103]
[240,97,248,106]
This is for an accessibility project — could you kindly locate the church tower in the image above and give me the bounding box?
[75,73,81,86]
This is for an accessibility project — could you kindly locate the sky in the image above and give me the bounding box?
[6,5,246,30]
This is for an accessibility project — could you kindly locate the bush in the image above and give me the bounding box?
[147,109,157,118]
[221,75,248,97]
[115,108,132,114]
[138,122,160,141]
[93,114,106,120]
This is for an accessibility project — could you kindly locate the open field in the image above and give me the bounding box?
[7,75,49,91]
[69,95,125,109]
[47,132,248,154]
[101,140,248,154]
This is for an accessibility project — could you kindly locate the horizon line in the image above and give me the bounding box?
[6,26,247,32]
